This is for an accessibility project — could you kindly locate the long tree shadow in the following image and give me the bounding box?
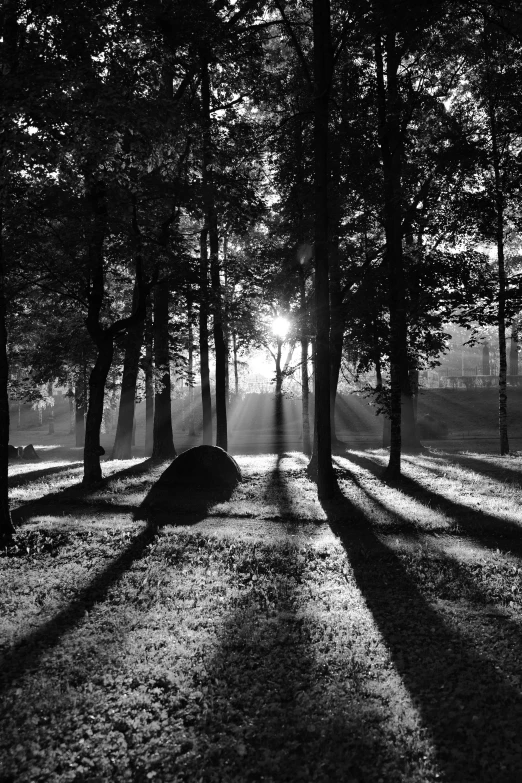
[10,458,157,527]
[1,455,241,701]
[0,521,158,698]
[343,451,522,558]
[421,450,522,486]
[321,489,522,782]
[8,462,84,489]
[173,458,413,781]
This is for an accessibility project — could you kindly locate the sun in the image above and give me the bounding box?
[272,316,291,340]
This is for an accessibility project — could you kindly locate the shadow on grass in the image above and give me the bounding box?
[184,457,406,781]
[421,450,522,486]
[10,458,156,526]
[343,451,522,558]
[321,489,522,782]
[8,462,84,489]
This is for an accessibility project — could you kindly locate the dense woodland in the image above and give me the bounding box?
[2,0,522,541]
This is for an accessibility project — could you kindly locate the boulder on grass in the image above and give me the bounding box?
[23,444,40,461]
[8,444,19,461]
[158,445,242,488]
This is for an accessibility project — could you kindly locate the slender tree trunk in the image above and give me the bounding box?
[0,207,14,543]
[83,175,110,485]
[482,341,490,375]
[187,291,196,436]
[299,269,311,455]
[310,0,336,498]
[232,331,239,395]
[488,99,509,454]
[47,381,54,434]
[201,52,227,451]
[144,308,154,454]
[199,228,213,444]
[84,336,113,483]
[152,279,176,460]
[112,292,145,459]
[329,117,345,446]
[510,328,518,376]
[375,29,421,479]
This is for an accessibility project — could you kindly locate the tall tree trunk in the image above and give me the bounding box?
[510,328,518,376]
[310,0,336,498]
[84,335,113,483]
[199,228,213,444]
[482,341,490,375]
[144,308,154,454]
[201,52,227,451]
[329,108,345,446]
[83,175,110,485]
[487,85,509,455]
[83,175,148,483]
[299,268,311,455]
[47,381,54,434]
[152,279,176,460]
[375,29,421,480]
[112,288,145,459]
[187,290,196,436]
[0,206,14,543]
[232,331,240,396]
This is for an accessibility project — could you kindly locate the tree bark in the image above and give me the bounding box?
[187,290,196,436]
[298,268,311,455]
[144,308,154,454]
[0,206,14,543]
[199,228,213,444]
[111,293,145,459]
[47,381,54,434]
[201,52,227,451]
[310,0,336,498]
[82,175,149,484]
[152,279,176,460]
[375,28,421,480]
[510,328,518,376]
[487,79,509,454]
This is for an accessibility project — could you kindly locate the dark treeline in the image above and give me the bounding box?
[2,0,522,540]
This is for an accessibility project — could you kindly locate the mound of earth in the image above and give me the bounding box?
[158,445,242,488]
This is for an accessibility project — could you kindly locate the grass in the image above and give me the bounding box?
[2,448,522,781]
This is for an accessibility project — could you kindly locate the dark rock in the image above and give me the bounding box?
[23,444,40,461]
[98,446,105,456]
[8,445,19,461]
[158,445,242,488]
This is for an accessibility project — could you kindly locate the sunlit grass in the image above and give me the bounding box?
[3,450,522,780]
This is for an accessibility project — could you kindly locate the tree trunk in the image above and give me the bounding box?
[144,309,154,454]
[329,116,345,446]
[201,52,227,451]
[0,206,14,543]
[488,93,509,454]
[187,291,196,436]
[199,228,213,444]
[47,381,54,434]
[112,296,145,459]
[482,342,490,375]
[232,331,239,396]
[510,328,518,376]
[375,29,421,479]
[299,269,311,455]
[310,0,336,498]
[84,335,113,484]
[152,279,176,460]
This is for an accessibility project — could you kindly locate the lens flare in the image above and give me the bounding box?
[272,316,290,339]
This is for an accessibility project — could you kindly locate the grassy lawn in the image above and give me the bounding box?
[2,448,522,782]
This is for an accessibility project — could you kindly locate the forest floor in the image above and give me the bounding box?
[2,447,522,782]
